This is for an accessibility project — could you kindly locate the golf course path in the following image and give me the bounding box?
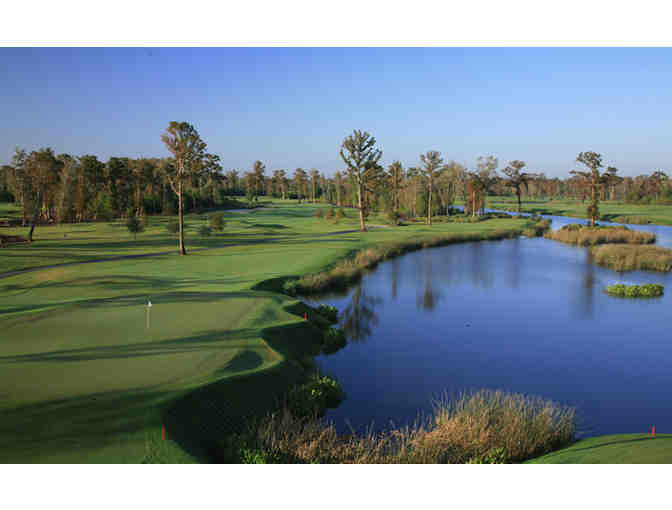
[0,225,389,280]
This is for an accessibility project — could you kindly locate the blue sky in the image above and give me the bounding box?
[2,47,671,177]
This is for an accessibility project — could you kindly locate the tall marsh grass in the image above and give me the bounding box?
[225,389,575,464]
[591,244,672,272]
[545,224,655,246]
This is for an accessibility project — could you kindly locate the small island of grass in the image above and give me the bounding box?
[544,223,656,246]
[605,283,664,298]
[591,244,672,272]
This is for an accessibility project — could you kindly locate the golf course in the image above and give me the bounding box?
[0,202,543,463]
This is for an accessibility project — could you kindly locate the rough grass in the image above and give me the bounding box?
[222,389,575,464]
[544,224,656,246]
[610,215,651,225]
[591,244,672,272]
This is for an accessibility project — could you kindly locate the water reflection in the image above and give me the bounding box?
[341,284,381,342]
[417,251,441,311]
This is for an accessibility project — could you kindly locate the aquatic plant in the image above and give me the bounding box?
[591,245,672,272]
[605,283,663,298]
[545,224,655,246]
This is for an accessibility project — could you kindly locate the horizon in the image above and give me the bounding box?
[2,47,672,178]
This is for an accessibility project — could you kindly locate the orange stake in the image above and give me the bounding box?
[304,312,308,320]
[162,425,166,440]
[652,426,655,437]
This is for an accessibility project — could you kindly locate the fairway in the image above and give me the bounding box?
[0,203,535,463]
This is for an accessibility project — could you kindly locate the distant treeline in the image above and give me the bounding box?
[2,145,671,229]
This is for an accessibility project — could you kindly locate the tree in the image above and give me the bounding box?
[293,168,307,203]
[161,121,207,255]
[466,156,498,217]
[502,160,536,212]
[604,167,622,201]
[339,129,383,232]
[387,161,405,214]
[24,148,63,241]
[419,151,444,225]
[570,151,604,227]
[309,169,319,203]
[126,213,144,241]
[334,171,343,207]
[252,161,266,196]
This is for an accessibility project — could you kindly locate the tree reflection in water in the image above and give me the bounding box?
[417,250,441,311]
[341,284,381,343]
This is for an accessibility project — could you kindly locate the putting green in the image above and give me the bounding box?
[527,434,672,463]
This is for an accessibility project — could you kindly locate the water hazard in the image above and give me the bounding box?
[306,216,672,437]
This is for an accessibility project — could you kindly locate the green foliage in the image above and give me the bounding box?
[199,225,212,237]
[387,209,401,226]
[282,279,298,296]
[466,447,509,464]
[605,283,664,298]
[125,215,144,240]
[316,304,338,323]
[286,374,344,418]
[209,213,225,231]
[322,328,347,355]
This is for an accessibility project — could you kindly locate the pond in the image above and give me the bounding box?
[305,217,672,437]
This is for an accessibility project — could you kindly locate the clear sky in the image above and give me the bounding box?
[2,47,671,177]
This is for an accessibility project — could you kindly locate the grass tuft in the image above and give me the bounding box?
[591,244,672,272]
[545,224,655,246]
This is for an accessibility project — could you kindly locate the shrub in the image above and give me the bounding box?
[605,283,664,298]
[322,328,347,355]
[316,304,338,323]
[199,225,212,237]
[126,215,144,240]
[335,208,346,219]
[166,220,180,233]
[387,210,401,226]
[286,374,344,418]
[325,207,334,219]
[210,213,225,231]
[314,209,324,218]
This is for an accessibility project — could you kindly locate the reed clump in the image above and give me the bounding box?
[591,244,672,272]
[545,224,655,246]
[224,389,575,464]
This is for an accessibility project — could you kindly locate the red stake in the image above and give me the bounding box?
[304,312,308,320]
[652,426,655,437]
[162,425,166,441]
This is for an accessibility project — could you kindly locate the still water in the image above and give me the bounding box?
[306,218,672,437]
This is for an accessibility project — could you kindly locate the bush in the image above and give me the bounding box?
[605,283,664,298]
[387,210,401,226]
[286,374,344,418]
[335,208,346,219]
[210,213,225,231]
[126,215,144,240]
[316,304,338,323]
[199,225,212,237]
[166,220,180,234]
[314,209,324,218]
[322,328,347,355]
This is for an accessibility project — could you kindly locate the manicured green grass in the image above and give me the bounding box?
[0,201,534,463]
[471,196,672,226]
[526,434,672,463]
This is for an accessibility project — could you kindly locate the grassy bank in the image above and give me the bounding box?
[221,389,575,464]
[591,244,672,272]
[527,434,672,463]
[0,202,536,463]
[544,224,655,246]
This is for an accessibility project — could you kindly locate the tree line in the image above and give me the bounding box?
[2,123,671,245]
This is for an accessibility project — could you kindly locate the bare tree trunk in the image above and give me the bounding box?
[28,189,43,242]
[178,179,186,255]
[517,186,522,213]
[357,179,366,232]
[471,190,476,218]
[427,177,432,225]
